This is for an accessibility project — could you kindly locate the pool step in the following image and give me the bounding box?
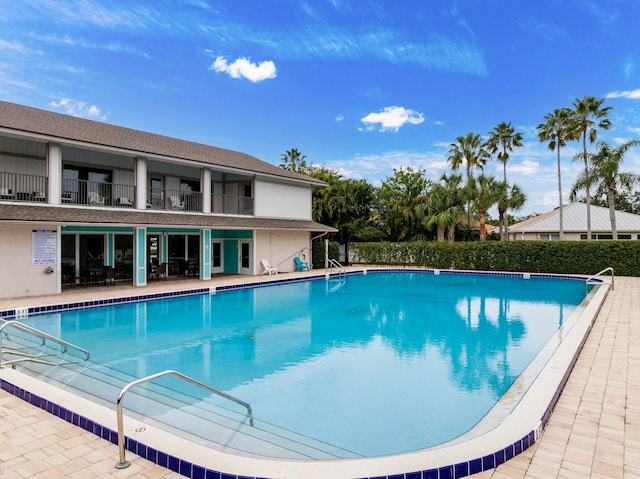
[4,336,362,460]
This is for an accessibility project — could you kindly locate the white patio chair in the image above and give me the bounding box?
[169,195,184,210]
[88,191,105,205]
[261,258,278,275]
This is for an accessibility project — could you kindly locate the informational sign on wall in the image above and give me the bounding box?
[32,229,57,265]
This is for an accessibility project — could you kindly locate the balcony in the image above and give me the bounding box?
[62,179,136,208]
[212,193,253,215]
[0,172,48,202]
[0,172,254,216]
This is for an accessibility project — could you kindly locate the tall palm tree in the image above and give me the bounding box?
[572,96,612,239]
[571,140,640,239]
[474,175,502,241]
[485,121,524,240]
[447,132,490,237]
[279,148,308,174]
[537,108,576,240]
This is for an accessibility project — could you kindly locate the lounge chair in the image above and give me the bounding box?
[118,197,133,207]
[88,191,105,205]
[294,256,309,271]
[169,195,184,210]
[261,258,277,275]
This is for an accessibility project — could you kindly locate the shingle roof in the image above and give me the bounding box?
[0,101,326,186]
[0,204,337,232]
[509,202,640,233]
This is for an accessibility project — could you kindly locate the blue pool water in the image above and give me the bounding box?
[24,271,588,457]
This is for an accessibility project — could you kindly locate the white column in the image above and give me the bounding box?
[134,157,147,210]
[46,143,62,204]
[201,168,211,214]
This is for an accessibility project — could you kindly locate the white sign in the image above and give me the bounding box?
[32,229,57,265]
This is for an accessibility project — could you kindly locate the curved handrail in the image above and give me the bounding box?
[585,266,614,292]
[0,320,90,366]
[115,369,254,469]
[327,258,345,275]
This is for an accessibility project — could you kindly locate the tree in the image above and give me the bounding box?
[537,108,576,240]
[473,175,502,241]
[372,167,431,241]
[447,132,490,237]
[280,148,308,174]
[571,96,612,239]
[571,140,640,239]
[485,122,524,240]
[497,183,526,240]
[421,174,466,243]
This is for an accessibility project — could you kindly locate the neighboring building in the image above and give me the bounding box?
[506,202,640,241]
[0,101,335,299]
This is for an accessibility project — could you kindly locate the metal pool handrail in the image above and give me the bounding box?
[0,320,91,367]
[585,266,614,292]
[115,369,254,469]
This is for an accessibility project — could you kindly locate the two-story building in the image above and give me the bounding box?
[0,101,334,299]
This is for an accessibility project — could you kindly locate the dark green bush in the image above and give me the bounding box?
[312,239,340,269]
[349,241,640,276]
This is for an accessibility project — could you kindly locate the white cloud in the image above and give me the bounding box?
[0,38,28,53]
[508,159,539,175]
[360,106,424,132]
[605,89,640,99]
[628,127,640,135]
[49,99,106,120]
[211,56,276,83]
[335,114,344,122]
[434,120,444,126]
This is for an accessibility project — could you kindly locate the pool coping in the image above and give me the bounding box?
[0,268,611,479]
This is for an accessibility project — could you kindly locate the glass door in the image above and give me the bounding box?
[211,240,223,274]
[238,240,252,274]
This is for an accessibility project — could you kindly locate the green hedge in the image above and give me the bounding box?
[311,239,340,269]
[349,241,640,276]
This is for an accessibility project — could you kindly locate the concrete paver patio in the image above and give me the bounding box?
[0,272,637,478]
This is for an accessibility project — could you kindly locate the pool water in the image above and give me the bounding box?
[25,271,588,457]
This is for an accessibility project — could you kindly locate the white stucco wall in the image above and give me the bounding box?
[255,230,310,273]
[253,179,312,220]
[0,223,59,299]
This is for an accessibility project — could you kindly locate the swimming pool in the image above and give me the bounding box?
[11,270,591,459]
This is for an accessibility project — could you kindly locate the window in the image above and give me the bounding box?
[539,234,560,241]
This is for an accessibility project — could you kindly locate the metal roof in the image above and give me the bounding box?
[509,203,640,233]
[0,101,326,187]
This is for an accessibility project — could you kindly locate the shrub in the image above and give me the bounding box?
[312,239,340,269]
[349,241,640,276]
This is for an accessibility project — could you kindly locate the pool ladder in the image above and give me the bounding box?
[585,266,614,293]
[0,319,90,369]
[327,258,346,276]
[115,369,254,469]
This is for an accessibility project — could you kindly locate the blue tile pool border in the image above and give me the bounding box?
[0,267,599,478]
[0,375,540,479]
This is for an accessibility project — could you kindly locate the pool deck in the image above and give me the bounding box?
[0,269,638,479]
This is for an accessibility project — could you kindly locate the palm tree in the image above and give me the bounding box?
[474,175,502,241]
[485,121,524,240]
[537,108,576,240]
[421,174,465,242]
[571,140,640,239]
[571,96,612,239]
[280,148,308,174]
[497,183,526,240]
[448,132,490,237]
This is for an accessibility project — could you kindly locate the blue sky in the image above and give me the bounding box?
[1,0,639,217]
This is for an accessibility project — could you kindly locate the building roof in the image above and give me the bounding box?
[508,202,640,233]
[0,204,337,232]
[0,101,326,187]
